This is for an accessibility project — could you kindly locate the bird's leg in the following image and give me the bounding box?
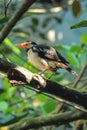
[38,69,48,77]
[48,72,56,79]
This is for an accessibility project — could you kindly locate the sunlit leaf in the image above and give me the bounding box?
[7,54,23,64]
[23,62,38,73]
[42,100,57,113]
[4,107,14,115]
[4,38,20,54]
[6,87,16,99]
[55,45,66,51]
[0,79,16,100]
[80,34,87,44]
[70,44,84,54]
[3,78,11,89]
[36,94,48,102]
[66,51,79,68]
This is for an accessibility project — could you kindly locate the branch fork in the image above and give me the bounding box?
[7,66,46,87]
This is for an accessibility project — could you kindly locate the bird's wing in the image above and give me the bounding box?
[32,45,61,61]
[44,47,60,61]
[32,45,69,64]
[56,51,69,64]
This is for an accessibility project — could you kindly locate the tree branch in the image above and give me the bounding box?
[0,0,37,43]
[0,57,87,111]
[1,110,87,130]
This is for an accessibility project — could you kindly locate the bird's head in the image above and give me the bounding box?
[16,41,37,49]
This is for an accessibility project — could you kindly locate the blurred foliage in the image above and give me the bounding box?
[0,0,87,129]
[72,0,81,17]
[71,20,87,29]
[80,34,87,45]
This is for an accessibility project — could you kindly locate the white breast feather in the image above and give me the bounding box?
[27,49,49,71]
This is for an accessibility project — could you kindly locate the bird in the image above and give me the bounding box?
[17,41,78,76]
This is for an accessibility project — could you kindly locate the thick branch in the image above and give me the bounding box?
[0,57,87,111]
[2,110,87,130]
[0,0,37,43]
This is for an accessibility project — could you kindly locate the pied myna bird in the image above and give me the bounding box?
[17,41,78,76]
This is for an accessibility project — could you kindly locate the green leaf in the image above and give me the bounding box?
[32,18,39,26]
[6,87,16,99]
[0,101,8,112]
[80,34,87,44]
[4,38,20,54]
[7,54,22,64]
[4,107,14,115]
[70,20,87,29]
[0,15,11,24]
[66,51,79,68]
[36,94,48,102]
[39,33,47,40]
[0,88,16,101]
[3,78,12,89]
[55,45,65,51]
[70,44,80,52]
[23,62,38,73]
[70,43,85,55]
[42,100,57,113]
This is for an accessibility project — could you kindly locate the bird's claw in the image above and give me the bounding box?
[33,74,46,88]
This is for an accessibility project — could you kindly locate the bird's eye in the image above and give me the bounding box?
[25,43,28,45]
[25,42,29,46]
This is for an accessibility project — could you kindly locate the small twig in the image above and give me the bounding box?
[0,0,37,43]
[7,0,12,8]
[10,93,37,106]
[3,0,7,16]
[65,77,87,86]
[73,63,87,88]
[3,0,12,16]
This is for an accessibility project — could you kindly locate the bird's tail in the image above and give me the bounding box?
[56,62,78,76]
[66,67,78,76]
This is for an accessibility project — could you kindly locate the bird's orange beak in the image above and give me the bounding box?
[16,41,30,48]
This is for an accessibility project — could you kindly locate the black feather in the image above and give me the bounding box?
[32,44,69,65]
[56,51,69,64]
[32,45,60,61]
